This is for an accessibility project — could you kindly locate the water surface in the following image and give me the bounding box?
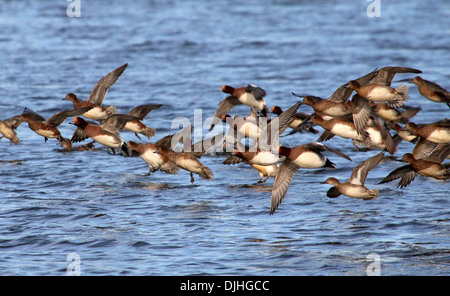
[0,0,449,276]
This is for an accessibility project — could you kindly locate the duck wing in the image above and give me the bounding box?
[156,124,193,150]
[328,69,378,103]
[100,114,140,134]
[371,66,422,86]
[223,154,244,165]
[22,108,46,122]
[379,164,418,188]
[209,96,241,130]
[4,115,23,129]
[426,143,450,163]
[246,84,266,101]
[303,142,352,161]
[86,63,128,105]
[45,106,93,127]
[348,152,384,185]
[270,159,300,215]
[264,101,302,147]
[127,104,163,120]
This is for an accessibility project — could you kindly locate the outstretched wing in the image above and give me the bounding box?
[209,96,241,130]
[348,152,384,185]
[46,106,93,127]
[329,68,377,103]
[303,142,352,161]
[270,159,300,215]
[379,164,418,188]
[371,66,422,86]
[101,114,140,134]
[86,63,128,105]
[127,104,162,120]
[246,84,266,101]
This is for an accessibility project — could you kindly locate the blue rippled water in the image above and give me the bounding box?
[0,0,449,276]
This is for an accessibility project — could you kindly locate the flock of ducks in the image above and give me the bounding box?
[0,64,449,215]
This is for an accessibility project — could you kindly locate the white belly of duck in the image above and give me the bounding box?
[292,151,325,168]
[83,107,109,120]
[238,121,260,141]
[419,165,447,177]
[124,121,143,133]
[251,163,278,177]
[140,149,164,169]
[175,157,203,173]
[92,134,122,148]
[366,86,396,101]
[239,93,265,109]
[331,123,361,140]
[0,123,17,139]
[377,109,401,121]
[366,127,383,146]
[289,118,303,128]
[249,151,282,166]
[427,129,450,143]
[35,129,58,139]
[340,185,378,199]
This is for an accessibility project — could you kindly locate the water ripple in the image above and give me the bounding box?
[0,0,448,276]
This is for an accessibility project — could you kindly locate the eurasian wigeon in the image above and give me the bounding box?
[63,63,128,120]
[347,66,422,108]
[127,141,179,175]
[379,143,450,188]
[300,94,360,117]
[405,119,450,144]
[306,94,372,137]
[18,107,93,143]
[292,69,378,135]
[123,104,162,140]
[291,67,377,117]
[221,119,283,163]
[155,145,214,183]
[370,102,421,124]
[310,113,394,153]
[70,115,136,156]
[209,84,268,130]
[223,153,279,184]
[321,152,384,200]
[270,142,351,214]
[63,93,118,121]
[97,106,160,141]
[347,80,409,108]
[223,101,302,151]
[310,114,368,144]
[399,76,450,107]
[0,115,21,145]
[231,145,285,166]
